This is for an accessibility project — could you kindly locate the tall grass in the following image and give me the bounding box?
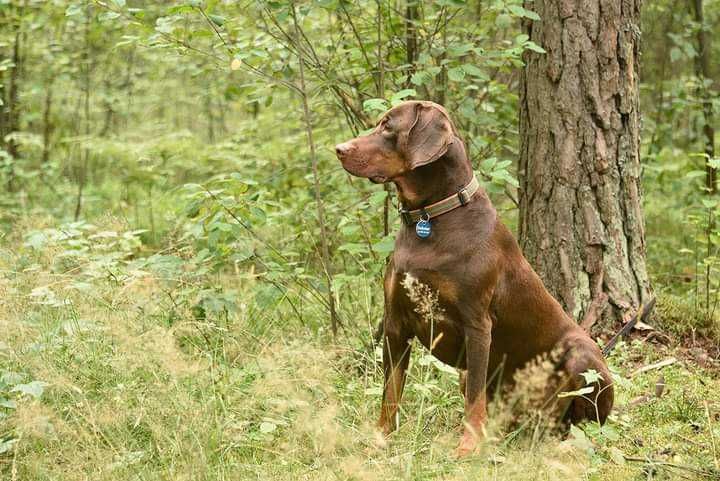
[1,218,719,480]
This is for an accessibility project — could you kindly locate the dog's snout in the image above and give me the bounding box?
[335,142,354,158]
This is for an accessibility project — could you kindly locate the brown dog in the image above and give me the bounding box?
[335,101,613,456]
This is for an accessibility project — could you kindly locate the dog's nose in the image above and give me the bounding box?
[335,142,353,158]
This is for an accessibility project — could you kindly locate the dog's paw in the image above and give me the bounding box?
[376,419,397,439]
[372,429,388,448]
[454,432,480,458]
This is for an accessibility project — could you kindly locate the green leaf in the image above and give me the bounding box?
[11,381,48,399]
[685,170,706,179]
[208,14,226,26]
[524,41,546,54]
[254,284,284,309]
[338,242,367,254]
[495,13,512,28]
[368,190,387,207]
[390,89,417,106]
[363,98,389,114]
[580,369,603,384]
[481,157,497,171]
[448,66,466,82]
[608,447,626,465]
[1,372,23,385]
[65,4,83,16]
[568,424,595,453]
[411,70,432,86]
[99,11,121,21]
[508,5,541,20]
[462,63,486,79]
[0,439,17,455]
[669,47,682,62]
[557,386,595,398]
[600,424,620,442]
[168,5,194,14]
[259,421,277,433]
[372,235,395,254]
[250,207,266,222]
[447,43,473,57]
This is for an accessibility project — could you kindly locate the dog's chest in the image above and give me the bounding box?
[385,264,467,366]
[387,233,471,304]
[386,258,462,322]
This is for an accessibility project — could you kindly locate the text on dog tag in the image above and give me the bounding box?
[416,219,432,238]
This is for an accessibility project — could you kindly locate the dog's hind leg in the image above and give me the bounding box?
[553,335,614,426]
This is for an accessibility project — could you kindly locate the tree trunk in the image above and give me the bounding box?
[75,5,92,221]
[404,2,418,87]
[123,47,135,128]
[518,0,652,326]
[205,91,215,143]
[41,80,53,164]
[5,28,21,191]
[690,0,715,193]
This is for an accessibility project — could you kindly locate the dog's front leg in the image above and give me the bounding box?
[457,316,492,457]
[377,320,412,435]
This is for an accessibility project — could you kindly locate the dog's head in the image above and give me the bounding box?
[335,101,458,183]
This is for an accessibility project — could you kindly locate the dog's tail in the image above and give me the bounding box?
[601,296,656,357]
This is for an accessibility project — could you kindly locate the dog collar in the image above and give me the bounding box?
[399,175,480,225]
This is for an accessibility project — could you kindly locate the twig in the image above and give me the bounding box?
[92,0,301,94]
[630,357,677,378]
[339,2,376,92]
[11,434,19,481]
[623,456,717,478]
[291,2,339,338]
[706,400,719,471]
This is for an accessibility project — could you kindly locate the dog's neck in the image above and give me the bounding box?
[393,140,474,210]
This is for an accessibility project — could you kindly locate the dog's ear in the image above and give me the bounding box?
[401,103,455,169]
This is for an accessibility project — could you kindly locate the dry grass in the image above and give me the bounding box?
[1,220,719,480]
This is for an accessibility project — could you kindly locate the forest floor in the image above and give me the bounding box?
[1,218,719,481]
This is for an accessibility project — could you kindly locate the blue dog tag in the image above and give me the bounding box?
[416,219,432,238]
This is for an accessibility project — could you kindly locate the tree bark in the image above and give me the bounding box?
[518,0,652,326]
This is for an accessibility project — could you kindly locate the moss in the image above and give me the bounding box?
[654,293,720,340]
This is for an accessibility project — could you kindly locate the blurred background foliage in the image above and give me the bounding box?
[1,1,720,479]
[0,0,718,339]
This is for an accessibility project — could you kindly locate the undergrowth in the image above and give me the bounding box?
[1,219,718,480]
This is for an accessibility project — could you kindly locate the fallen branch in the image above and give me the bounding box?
[602,296,656,356]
